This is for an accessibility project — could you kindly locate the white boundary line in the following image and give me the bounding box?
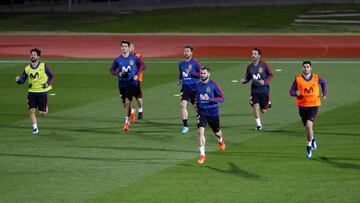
[1,60,360,64]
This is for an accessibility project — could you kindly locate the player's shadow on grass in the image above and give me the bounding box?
[206,162,263,181]
[0,153,193,166]
[316,156,360,170]
[73,145,194,153]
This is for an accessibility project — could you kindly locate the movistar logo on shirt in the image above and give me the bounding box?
[252,73,261,80]
[30,72,39,79]
[200,93,209,101]
[122,66,131,72]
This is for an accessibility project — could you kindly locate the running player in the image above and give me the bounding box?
[241,48,273,130]
[196,66,225,164]
[110,40,141,131]
[15,48,55,134]
[290,61,327,158]
[129,43,146,120]
[177,44,202,134]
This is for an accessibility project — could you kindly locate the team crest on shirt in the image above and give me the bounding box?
[206,87,211,93]
[188,64,192,70]
[130,60,134,65]
[258,67,263,73]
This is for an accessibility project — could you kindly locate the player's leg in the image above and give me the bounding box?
[38,94,48,116]
[300,106,316,158]
[136,83,143,120]
[308,107,319,151]
[208,116,225,151]
[28,93,39,134]
[180,88,190,133]
[250,93,262,130]
[197,115,207,164]
[259,92,270,113]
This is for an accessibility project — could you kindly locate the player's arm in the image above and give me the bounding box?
[177,64,183,85]
[15,71,27,84]
[136,54,146,71]
[190,60,201,78]
[319,75,327,98]
[289,78,301,97]
[241,67,251,84]
[109,60,118,76]
[263,62,274,85]
[44,64,55,87]
[210,82,224,103]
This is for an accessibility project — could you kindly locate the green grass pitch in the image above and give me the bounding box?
[0,58,359,202]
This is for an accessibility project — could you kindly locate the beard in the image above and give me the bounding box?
[31,57,37,63]
[201,76,208,82]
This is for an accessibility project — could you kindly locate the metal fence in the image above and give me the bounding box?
[1,0,359,13]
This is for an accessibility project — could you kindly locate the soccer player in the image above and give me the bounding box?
[15,48,55,134]
[177,44,202,134]
[290,61,327,158]
[240,48,273,130]
[129,43,146,120]
[110,40,142,131]
[196,66,225,165]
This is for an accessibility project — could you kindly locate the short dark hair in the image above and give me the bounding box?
[30,48,41,56]
[200,66,210,72]
[121,40,131,46]
[184,44,193,51]
[303,61,311,66]
[253,48,262,55]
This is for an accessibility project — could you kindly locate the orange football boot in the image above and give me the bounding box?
[123,123,130,131]
[130,108,136,123]
[197,155,206,164]
[219,141,225,151]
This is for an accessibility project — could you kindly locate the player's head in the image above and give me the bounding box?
[200,66,210,82]
[121,40,131,55]
[30,48,41,63]
[302,61,312,75]
[251,48,262,63]
[129,43,135,55]
[183,44,193,59]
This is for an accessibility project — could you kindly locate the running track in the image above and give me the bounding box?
[1,34,360,58]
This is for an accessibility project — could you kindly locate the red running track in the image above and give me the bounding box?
[0,34,359,58]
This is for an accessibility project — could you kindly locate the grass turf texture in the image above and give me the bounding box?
[1,4,360,33]
[0,58,359,202]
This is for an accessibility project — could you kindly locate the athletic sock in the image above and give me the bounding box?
[32,123,38,129]
[182,119,188,127]
[307,141,312,146]
[199,147,205,156]
[255,118,262,127]
[138,107,143,113]
[125,117,130,124]
[215,134,223,143]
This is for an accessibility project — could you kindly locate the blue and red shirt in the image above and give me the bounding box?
[196,80,224,116]
[243,61,273,93]
[178,58,202,92]
[110,54,141,88]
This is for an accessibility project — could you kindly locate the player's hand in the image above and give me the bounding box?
[177,79,182,85]
[321,94,326,101]
[119,72,123,77]
[185,69,190,75]
[296,90,301,96]
[42,83,49,88]
[133,75,138,81]
[15,76,20,82]
[203,94,209,101]
[240,79,246,84]
[258,79,265,85]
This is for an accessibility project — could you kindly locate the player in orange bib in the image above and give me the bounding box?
[130,43,146,120]
[290,61,327,159]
